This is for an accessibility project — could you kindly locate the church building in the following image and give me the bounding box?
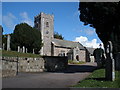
[34,12,87,62]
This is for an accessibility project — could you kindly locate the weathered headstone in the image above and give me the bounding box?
[33,49,35,54]
[26,48,27,53]
[2,43,5,50]
[105,41,115,81]
[23,46,25,53]
[18,46,20,52]
[93,48,104,68]
[7,34,11,51]
[115,52,120,71]
[20,48,22,53]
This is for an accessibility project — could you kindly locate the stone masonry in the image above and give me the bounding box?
[34,12,54,56]
[34,12,87,62]
[1,56,68,77]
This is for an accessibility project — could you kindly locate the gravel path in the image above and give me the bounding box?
[2,62,97,88]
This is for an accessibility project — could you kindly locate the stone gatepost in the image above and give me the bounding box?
[7,34,11,51]
[105,41,115,81]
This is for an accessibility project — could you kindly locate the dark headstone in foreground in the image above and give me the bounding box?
[105,41,115,81]
[115,52,120,71]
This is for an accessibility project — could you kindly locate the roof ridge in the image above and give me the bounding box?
[53,38,78,43]
[53,38,85,50]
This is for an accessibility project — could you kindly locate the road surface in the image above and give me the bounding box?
[2,62,97,88]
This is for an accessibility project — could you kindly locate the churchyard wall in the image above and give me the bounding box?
[1,56,68,77]
[43,56,68,71]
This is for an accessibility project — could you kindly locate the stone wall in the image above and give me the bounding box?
[36,12,54,56]
[54,46,86,62]
[54,46,71,56]
[1,57,44,77]
[43,56,68,72]
[2,59,17,77]
[18,58,44,72]
[78,50,86,62]
[73,48,86,62]
[1,56,68,77]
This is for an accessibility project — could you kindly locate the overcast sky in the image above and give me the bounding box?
[2,2,103,48]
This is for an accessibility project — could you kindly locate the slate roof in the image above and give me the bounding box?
[52,39,85,50]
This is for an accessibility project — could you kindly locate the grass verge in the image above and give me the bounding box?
[73,69,120,88]
[68,60,86,64]
[2,50,41,58]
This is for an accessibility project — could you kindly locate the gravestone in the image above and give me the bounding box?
[20,48,22,53]
[33,49,35,54]
[2,43,5,50]
[105,41,115,81]
[18,46,20,52]
[7,35,11,51]
[26,48,27,53]
[23,46,25,53]
[93,48,105,68]
[115,52,120,70]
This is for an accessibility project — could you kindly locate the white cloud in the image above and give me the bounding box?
[75,36,104,48]
[84,29,95,35]
[3,13,16,29]
[20,12,33,26]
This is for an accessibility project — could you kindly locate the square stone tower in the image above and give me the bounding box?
[34,12,54,56]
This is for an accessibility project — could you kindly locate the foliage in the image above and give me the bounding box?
[11,23,42,54]
[54,32,64,40]
[73,69,120,88]
[79,2,120,56]
[2,50,41,58]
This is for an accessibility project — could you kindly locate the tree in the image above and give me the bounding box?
[11,23,42,54]
[54,32,64,40]
[79,2,120,57]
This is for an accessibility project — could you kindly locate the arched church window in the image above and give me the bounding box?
[46,22,49,27]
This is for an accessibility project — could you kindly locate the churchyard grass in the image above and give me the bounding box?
[73,69,120,88]
[68,60,86,64]
[2,50,41,58]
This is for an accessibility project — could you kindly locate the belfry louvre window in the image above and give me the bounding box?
[46,22,49,27]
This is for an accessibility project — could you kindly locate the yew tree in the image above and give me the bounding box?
[11,23,42,54]
[79,2,120,57]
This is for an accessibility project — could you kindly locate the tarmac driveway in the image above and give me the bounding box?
[2,62,97,88]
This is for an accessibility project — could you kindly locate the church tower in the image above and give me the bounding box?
[34,12,54,56]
